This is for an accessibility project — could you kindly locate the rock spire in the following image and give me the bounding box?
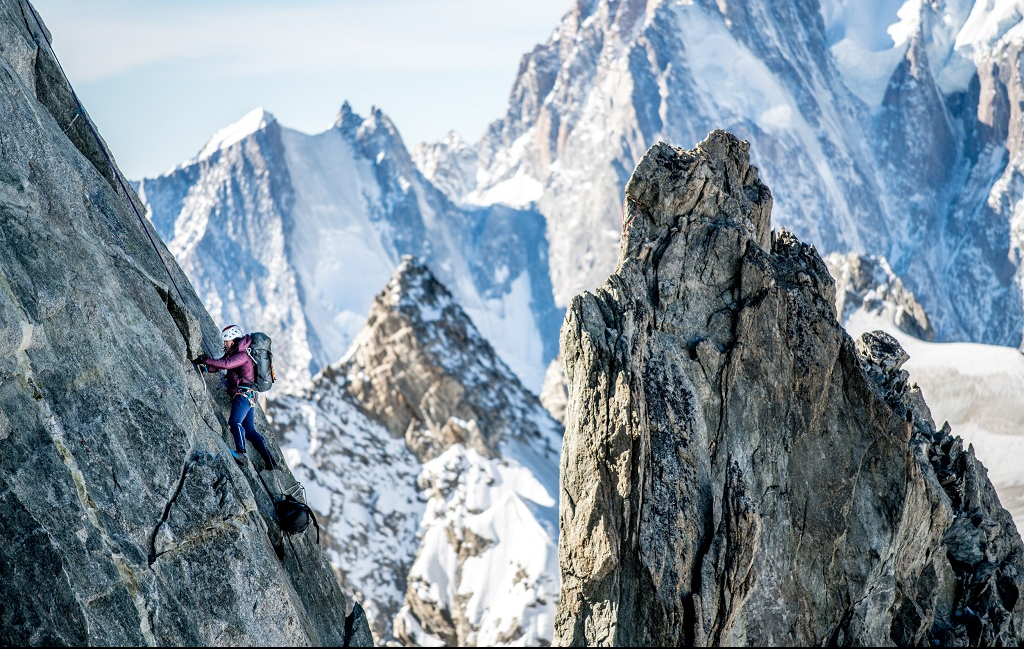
[555,131,1024,646]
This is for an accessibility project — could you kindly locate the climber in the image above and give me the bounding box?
[192,325,276,470]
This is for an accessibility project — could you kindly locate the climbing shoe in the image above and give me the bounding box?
[230,449,248,465]
[258,453,277,472]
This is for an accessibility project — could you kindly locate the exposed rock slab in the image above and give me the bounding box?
[555,131,1024,646]
[0,2,371,644]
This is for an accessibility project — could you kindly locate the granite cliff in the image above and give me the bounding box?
[0,1,370,644]
[556,132,1024,646]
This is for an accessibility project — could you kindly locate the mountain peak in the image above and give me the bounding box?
[332,103,404,149]
[333,100,362,134]
[556,130,1024,646]
[343,255,559,461]
[382,255,455,323]
[196,107,276,161]
[272,259,562,646]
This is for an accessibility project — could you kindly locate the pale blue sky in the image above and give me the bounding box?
[30,0,572,178]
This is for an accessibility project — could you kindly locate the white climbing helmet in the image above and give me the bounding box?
[221,324,244,341]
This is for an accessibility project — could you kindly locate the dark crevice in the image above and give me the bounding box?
[685,493,716,647]
[148,453,196,567]
[152,283,196,358]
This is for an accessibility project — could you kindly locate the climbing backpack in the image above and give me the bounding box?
[273,491,320,543]
[246,331,275,392]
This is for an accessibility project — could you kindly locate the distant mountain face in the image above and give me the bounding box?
[139,105,562,392]
[420,0,1024,349]
[266,258,562,646]
[824,252,935,341]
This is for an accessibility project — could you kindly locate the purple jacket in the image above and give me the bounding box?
[204,334,255,396]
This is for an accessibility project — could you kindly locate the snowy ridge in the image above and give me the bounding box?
[196,107,276,162]
[423,0,1024,352]
[138,114,314,388]
[269,258,562,646]
[395,443,558,647]
[139,104,562,393]
[822,0,1024,103]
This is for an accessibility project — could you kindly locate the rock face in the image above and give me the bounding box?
[829,261,1024,539]
[556,132,1024,646]
[268,257,563,646]
[0,1,370,645]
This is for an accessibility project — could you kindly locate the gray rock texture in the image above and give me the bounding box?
[341,256,559,463]
[555,131,1024,646]
[0,1,371,645]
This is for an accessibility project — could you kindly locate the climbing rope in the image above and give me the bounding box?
[24,2,214,359]
[20,6,254,495]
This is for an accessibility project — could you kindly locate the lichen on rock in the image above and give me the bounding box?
[555,131,1024,646]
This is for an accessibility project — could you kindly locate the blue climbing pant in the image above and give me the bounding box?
[230,392,274,468]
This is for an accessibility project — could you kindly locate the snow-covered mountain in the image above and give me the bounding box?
[139,0,1024,397]
[266,258,562,646]
[421,0,1024,350]
[138,105,561,392]
[824,252,935,341]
